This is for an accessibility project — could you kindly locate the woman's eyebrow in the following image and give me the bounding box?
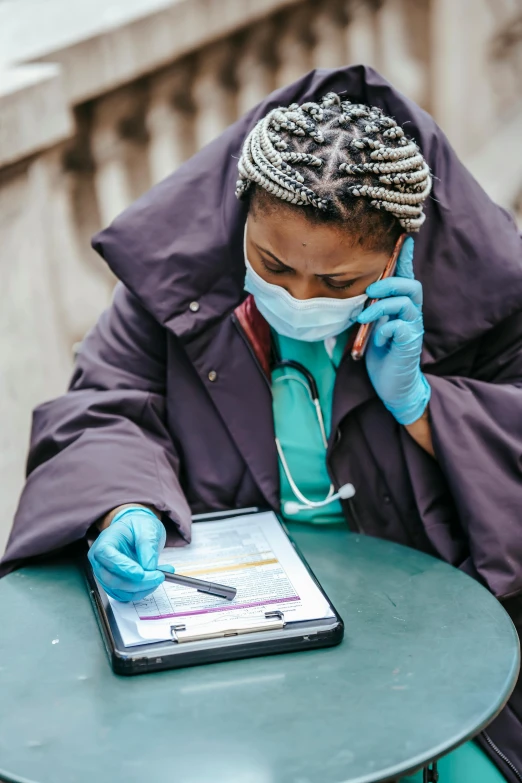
[255,244,295,270]
[256,243,359,280]
[317,271,358,279]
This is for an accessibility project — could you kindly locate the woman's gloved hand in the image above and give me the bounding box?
[356,237,431,425]
[88,506,174,602]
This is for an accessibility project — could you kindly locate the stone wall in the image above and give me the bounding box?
[1,0,521,554]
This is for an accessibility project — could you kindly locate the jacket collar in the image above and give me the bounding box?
[233,295,378,434]
[92,65,522,365]
[234,295,271,378]
[194,296,374,509]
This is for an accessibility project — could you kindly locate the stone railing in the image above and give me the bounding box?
[1,0,521,551]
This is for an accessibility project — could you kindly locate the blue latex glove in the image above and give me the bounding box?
[88,506,175,602]
[356,237,431,425]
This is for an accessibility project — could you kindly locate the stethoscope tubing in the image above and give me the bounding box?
[272,359,336,508]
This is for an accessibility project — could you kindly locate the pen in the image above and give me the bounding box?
[159,568,237,601]
[351,233,406,361]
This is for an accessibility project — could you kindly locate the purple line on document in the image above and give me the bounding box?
[139,594,300,621]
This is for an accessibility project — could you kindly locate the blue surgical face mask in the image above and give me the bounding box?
[243,227,368,342]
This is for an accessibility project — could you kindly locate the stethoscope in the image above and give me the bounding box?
[272,358,355,516]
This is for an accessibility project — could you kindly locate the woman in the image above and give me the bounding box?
[2,66,522,779]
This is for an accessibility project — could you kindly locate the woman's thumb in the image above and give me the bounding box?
[158,564,176,574]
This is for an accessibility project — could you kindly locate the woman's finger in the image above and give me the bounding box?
[358,295,420,325]
[96,563,165,593]
[366,276,422,307]
[105,587,136,603]
[134,517,165,571]
[395,236,415,280]
[374,318,416,348]
[91,540,146,582]
[105,586,160,603]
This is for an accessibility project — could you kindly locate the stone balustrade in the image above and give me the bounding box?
[1,0,521,552]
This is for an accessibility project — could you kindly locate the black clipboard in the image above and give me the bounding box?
[85,508,344,675]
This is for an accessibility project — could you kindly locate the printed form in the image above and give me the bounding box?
[107,511,334,646]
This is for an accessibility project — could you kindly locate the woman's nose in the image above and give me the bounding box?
[285,279,317,300]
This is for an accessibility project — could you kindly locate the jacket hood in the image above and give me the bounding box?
[93,65,522,363]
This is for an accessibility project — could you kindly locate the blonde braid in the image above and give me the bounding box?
[236,92,432,232]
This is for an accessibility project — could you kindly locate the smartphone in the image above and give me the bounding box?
[351,233,406,361]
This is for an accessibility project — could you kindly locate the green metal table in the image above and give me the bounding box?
[0,527,519,783]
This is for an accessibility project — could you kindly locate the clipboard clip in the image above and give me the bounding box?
[170,611,285,644]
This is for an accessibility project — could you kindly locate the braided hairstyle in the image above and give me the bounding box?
[236,92,432,251]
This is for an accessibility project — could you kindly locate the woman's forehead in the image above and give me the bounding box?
[247,210,389,274]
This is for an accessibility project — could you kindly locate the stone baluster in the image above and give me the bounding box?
[375,0,428,108]
[146,62,196,184]
[192,41,237,151]
[64,112,116,294]
[344,0,379,69]
[90,86,151,227]
[235,21,277,118]
[45,148,115,346]
[0,157,74,542]
[311,0,349,70]
[274,4,314,89]
[486,4,522,117]
[429,0,474,155]
[512,186,522,227]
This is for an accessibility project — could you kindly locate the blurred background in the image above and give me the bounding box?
[1,0,521,554]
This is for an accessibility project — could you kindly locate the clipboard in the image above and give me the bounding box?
[85,508,344,675]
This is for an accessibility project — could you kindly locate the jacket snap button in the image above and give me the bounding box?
[208,370,217,382]
[189,301,200,312]
[383,494,391,504]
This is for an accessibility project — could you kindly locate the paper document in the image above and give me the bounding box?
[106,510,334,646]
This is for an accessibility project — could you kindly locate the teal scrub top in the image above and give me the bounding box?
[271,329,349,525]
[271,328,506,783]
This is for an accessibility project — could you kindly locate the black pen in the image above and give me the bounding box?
[159,567,237,601]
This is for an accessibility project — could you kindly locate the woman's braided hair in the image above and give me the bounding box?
[236,92,432,241]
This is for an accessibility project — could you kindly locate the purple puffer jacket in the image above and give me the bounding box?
[2,66,522,778]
